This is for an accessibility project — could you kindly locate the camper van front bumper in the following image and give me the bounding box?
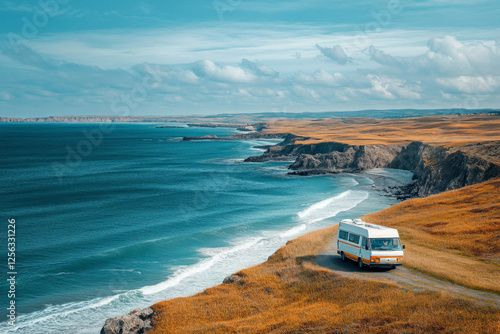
[369,256,403,267]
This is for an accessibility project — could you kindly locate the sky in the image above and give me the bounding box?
[0,0,499,117]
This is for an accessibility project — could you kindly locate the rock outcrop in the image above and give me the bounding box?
[289,144,404,173]
[183,135,219,141]
[249,138,500,198]
[101,307,155,334]
[223,274,246,285]
[244,137,341,162]
[183,132,289,142]
[390,142,500,197]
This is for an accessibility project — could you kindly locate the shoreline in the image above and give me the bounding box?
[2,118,496,332]
[104,115,500,333]
[106,175,500,332]
[3,125,408,334]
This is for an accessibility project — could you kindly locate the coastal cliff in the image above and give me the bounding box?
[100,115,500,333]
[247,139,500,197]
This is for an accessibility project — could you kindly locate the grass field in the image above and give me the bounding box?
[147,115,500,333]
[363,177,500,293]
[150,203,500,333]
[261,114,500,152]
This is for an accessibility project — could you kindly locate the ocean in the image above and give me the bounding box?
[0,123,412,333]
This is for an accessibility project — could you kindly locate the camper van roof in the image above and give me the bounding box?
[339,219,400,238]
[341,219,390,230]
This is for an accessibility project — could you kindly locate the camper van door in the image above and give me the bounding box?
[360,236,370,265]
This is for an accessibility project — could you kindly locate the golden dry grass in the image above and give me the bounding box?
[261,114,500,153]
[363,177,500,293]
[150,226,499,333]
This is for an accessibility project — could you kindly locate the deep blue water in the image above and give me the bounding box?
[0,123,411,333]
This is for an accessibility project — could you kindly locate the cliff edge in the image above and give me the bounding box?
[247,139,500,197]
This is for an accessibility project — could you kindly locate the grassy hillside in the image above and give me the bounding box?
[363,177,500,293]
[261,114,500,151]
[149,192,500,333]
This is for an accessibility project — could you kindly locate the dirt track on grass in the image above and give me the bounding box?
[316,238,500,309]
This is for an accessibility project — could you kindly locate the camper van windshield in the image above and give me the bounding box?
[370,238,402,251]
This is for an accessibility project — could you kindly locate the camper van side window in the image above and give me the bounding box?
[361,237,367,248]
[339,230,348,240]
[348,233,360,244]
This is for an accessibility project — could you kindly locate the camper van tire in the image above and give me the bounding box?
[358,258,364,269]
[341,252,346,262]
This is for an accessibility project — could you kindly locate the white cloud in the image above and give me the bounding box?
[241,58,278,77]
[193,60,255,83]
[291,85,320,100]
[368,45,400,67]
[1,34,500,116]
[316,44,351,65]
[294,70,345,87]
[436,76,499,94]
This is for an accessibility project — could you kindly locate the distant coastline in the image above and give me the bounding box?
[2,108,499,124]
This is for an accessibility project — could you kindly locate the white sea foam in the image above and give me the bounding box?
[140,236,264,295]
[6,192,371,334]
[298,190,369,224]
[339,176,359,186]
[280,224,307,238]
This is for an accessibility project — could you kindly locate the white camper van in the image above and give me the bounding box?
[337,219,404,269]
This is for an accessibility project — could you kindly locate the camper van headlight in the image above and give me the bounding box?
[397,257,403,262]
[370,257,380,263]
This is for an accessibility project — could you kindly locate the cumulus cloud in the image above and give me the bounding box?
[1,35,500,116]
[365,36,500,104]
[369,36,500,77]
[294,70,345,87]
[193,60,255,83]
[316,44,351,65]
[241,58,278,77]
[436,76,498,94]
[368,46,401,67]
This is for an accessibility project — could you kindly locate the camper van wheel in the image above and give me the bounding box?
[358,258,364,269]
[341,252,346,262]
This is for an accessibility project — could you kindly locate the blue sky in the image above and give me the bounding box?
[1,0,499,117]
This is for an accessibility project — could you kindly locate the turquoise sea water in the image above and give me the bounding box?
[0,123,412,333]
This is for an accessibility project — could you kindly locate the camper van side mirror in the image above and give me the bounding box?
[403,245,406,250]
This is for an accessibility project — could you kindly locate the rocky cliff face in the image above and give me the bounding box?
[390,142,500,197]
[101,307,155,334]
[289,144,404,173]
[249,139,500,197]
[245,140,347,162]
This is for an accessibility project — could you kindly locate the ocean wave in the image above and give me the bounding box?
[338,176,359,186]
[279,224,307,238]
[297,190,369,224]
[140,236,264,295]
[4,190,368,334]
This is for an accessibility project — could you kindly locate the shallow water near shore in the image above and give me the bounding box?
[0,123,412,333]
